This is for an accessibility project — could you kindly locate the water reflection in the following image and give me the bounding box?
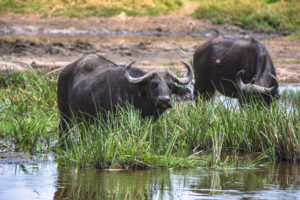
[0,157,57,200]
[53,163,300,200]
[1,160,300,199]
[54,168,175,199]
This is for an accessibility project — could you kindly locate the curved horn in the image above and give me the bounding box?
[124,62,155,84]
[237,70,278,94]
[237,70,247,91]
[169,61,193,85]
[124,61,135,70]
[265,73,279,93]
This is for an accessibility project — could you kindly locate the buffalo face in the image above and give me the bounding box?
[124,61,193,110]
[147,77,173,109]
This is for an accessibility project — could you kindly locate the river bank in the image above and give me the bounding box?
[0,13,299,83]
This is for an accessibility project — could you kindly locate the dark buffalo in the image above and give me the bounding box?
[193,36,279,105]
[57,53,193,135]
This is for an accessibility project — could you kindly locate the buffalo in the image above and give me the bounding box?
[193,35,279,105]
[57,53,193,135]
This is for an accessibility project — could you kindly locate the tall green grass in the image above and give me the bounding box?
[193,0,300,34]
[1,71,299,169]
[57,92,300,169]
[0,70,59,152]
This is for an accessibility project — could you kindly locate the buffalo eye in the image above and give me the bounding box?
[167,82,176,91]
[151,82,159,88]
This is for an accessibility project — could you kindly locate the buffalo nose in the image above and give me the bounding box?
[158,96,171,103]
[158,96,172,108]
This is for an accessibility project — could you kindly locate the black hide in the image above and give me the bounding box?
[193,36,279,105]
[57,54,192,135]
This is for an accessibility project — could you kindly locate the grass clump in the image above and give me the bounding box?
[0,70,59,152]
[193,0,300,34]
[58,93,300,169]
[0,0,182,17]
[57,106,201,169]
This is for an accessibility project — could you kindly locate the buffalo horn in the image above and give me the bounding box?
[168,61,193,85]
[237,70,278,94]
[124,61,135,70]
[124,62,155,84]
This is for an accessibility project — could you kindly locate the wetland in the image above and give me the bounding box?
[0,11,300,200]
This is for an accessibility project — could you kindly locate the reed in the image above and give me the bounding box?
[57,91,300,169]
[0,70,59,152]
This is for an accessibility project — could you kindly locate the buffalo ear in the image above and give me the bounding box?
[174,87,193,102]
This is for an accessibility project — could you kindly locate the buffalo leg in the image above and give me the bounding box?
[194,80,216,102]
[59,116,70,139]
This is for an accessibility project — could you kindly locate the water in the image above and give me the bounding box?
[0,28,282,39]
[0,155,57,200]
[1,156,300,200]
[187,85,300,110]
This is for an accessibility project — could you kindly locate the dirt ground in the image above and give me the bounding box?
[0,13,299,84]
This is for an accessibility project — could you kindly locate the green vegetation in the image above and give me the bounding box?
[193,0,300,35]
[0,70,299,169]
[288,32,300,39]
[0,0,182,17]
[1,0,299,35]
[0,70,59,152]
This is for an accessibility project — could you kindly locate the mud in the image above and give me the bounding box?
[0,39,93,57]
[0,13,257,36]
[0,13,299,83]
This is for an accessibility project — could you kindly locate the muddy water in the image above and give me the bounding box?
[0,157,300,200]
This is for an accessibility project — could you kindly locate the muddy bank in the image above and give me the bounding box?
[0,13,299,83]
[1,37,299,83]
[0,39,93,57]
[0,13,268,37]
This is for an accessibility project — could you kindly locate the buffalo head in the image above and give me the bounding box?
[124,61,193,110]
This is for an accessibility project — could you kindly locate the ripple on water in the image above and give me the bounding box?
[1,156,300,199]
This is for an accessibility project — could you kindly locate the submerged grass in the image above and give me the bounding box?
[0,70,299,169]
